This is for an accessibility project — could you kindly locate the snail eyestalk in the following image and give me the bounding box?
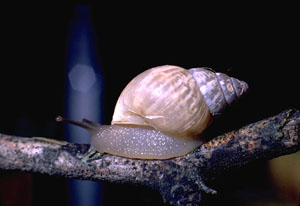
[55,116,97,131]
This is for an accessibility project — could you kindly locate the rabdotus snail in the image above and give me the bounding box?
[57,65,248,159]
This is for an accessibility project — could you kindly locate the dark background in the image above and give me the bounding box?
[0,2,299,206]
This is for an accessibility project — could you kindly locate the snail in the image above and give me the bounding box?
[57,65,248,159]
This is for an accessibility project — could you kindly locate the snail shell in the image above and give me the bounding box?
[59,65,248,159]
[111,65,212,138]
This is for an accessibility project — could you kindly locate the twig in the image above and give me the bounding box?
[0,109,299,206]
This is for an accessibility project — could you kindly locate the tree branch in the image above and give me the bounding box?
[0,109,299,206]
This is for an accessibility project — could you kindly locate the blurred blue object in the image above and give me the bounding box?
[65,4,103,206]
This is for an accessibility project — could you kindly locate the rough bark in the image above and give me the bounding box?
[0,109,299,206]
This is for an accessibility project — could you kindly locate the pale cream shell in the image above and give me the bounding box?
[111,65,212,138]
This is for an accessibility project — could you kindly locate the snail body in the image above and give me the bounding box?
[59,65,248,159]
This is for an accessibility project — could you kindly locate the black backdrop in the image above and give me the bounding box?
[0,2,299,206]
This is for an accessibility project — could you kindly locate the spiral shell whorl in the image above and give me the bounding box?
[189,68,248,116]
